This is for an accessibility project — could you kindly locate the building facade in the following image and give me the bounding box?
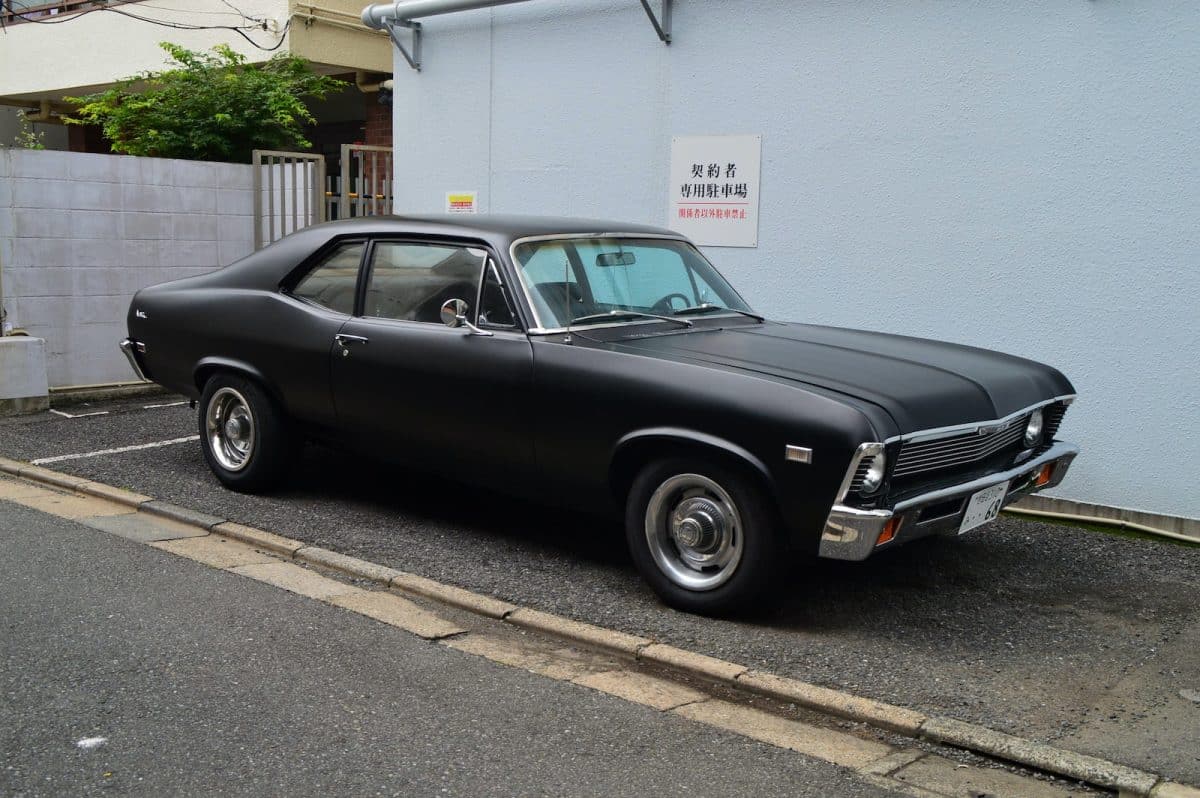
[0,0,394,151]
[373,0,1199,522]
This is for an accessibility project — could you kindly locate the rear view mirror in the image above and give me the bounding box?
[596,252,636,267]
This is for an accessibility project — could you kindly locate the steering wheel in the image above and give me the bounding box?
[651,292,691,314]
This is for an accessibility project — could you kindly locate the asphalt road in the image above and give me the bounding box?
[1,500,906,798]
[3,397,1198,784]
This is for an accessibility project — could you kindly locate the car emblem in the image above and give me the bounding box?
[977,424,999,437]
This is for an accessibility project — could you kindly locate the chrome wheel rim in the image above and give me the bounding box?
[205,387,255,472]
[644,473,743,591]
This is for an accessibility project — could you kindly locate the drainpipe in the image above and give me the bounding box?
[355,71,388,93]
[361,0,532,28]
[23,100,62,125]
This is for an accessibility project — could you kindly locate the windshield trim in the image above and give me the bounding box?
[507,232,754,334]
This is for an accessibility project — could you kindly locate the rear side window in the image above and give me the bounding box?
[364,242,486,324]
[292,242,364,315]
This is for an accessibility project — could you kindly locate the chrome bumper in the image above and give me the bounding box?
[119,338,149,382]
[818,441,1080,561]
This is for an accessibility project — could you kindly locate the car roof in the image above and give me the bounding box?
[294,214,684,249]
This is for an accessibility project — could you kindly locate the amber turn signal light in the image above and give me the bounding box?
[1035,463,1054,488]
[875,518,899,546]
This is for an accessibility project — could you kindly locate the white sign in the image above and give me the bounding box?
[668,135,761,247]
[445,191,478,214]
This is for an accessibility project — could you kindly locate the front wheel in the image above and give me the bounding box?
[625,457,783,615]
[198,373,295,493]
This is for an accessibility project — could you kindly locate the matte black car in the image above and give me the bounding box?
[121,215,1079,614]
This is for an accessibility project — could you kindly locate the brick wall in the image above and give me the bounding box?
[364,96,392,147]
[0,149,255,387]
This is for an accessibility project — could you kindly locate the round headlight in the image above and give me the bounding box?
[1023,408,1044,447]
[861,452,887,494]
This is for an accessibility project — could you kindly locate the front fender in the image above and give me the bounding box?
[611,427,774,485]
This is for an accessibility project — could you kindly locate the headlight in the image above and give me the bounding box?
[1023,408,1044,447]
[861,451,887,494]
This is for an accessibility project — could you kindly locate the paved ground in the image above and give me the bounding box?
[2,500,909,798]
[2,396,1198,784]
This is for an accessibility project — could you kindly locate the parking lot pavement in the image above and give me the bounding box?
[2,501,908,798]
[3,396,1199,785]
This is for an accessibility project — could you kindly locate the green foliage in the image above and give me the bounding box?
[66,43,346,162]
[11,114,46,150]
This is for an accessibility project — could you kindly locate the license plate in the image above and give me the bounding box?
[958,482,1008,535]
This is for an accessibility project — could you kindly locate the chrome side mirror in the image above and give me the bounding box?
[440,298,468,328]
[439,298,494,337]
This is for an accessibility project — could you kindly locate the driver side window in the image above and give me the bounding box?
[364,242,486,324]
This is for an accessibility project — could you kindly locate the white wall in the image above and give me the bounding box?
[0,149,254,386]
[388,0,1200,520]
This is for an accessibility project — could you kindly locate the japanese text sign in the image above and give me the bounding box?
[668,135,761,247]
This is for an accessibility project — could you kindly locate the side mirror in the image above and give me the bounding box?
[440,298,469,328]
[439,298,494,337]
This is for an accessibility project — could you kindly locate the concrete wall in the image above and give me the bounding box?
[387,1,1200,520]
[0,149,254,386]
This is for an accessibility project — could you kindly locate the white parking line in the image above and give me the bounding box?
[49,409,110,419]
[143,401,188,409]
[31,436,200,465]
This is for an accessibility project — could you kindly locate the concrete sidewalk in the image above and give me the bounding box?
[1,500,907,797]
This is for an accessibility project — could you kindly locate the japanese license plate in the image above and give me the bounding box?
[958,482,1008,535]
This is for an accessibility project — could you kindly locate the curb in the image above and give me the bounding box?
[0,457,1187,797]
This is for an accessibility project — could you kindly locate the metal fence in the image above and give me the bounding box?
[332,144,394,220]
[251,150,326,250]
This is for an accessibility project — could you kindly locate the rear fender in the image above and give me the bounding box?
[193,357,284,408]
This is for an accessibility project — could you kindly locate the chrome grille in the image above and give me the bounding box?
[848,460,872,492]
[1043,403,1067,439]
[893,415,1027,479]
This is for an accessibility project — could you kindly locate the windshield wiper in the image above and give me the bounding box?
[673,303,766,322]
[569,309,693,329]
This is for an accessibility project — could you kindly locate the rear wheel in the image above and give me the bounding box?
[198,373,295,492]
[625,457,783,615]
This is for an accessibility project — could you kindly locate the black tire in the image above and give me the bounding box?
[198,373,296,493]
[625,456,783,615]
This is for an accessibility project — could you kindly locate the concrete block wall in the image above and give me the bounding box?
[0,149,255,387]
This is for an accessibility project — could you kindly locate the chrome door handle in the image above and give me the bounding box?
[334,334,369,346]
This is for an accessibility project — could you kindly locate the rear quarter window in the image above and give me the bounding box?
[291,242,364,315]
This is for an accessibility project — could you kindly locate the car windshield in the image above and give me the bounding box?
[511,237,754,330]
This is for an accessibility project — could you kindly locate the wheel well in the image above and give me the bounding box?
[609,437,776,512]
[194,363,282,408]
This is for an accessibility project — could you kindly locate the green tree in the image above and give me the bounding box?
[66,43,346,162]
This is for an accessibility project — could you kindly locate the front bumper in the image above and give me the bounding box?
[119,338,149,382]
[818,440,1079,561]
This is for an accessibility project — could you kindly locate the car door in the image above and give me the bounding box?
[330,239,536,490]
[264,238,367,430]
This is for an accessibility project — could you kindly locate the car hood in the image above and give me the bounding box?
[604,321,1074,434]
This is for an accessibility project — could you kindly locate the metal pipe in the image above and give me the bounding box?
[355,70,386,93]
[362,0,532,29]
[1003,506,1199,545]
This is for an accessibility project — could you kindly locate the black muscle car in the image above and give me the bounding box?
[121,215,1079,614]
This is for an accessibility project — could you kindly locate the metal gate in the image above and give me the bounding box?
[333,144,394,220]
[252,150,326,250]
